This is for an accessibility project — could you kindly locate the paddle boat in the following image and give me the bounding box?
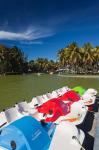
[73,86,86,96]
[85,88,97,96]
[37,99,71,122]
[0,116,85,150]
[36,98,88,125]
[58,90,96,107]
[53,87,97,107]
[56,87,97,112]
[81,94,96,106]
[57,90,80,102]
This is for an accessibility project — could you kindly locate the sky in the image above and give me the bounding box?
[0,0,99,60]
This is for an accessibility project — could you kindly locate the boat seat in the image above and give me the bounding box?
[5,107,23,123]
[0,112,7,128]
[42,94,49,101]
[18,101,36,113]
[36,96,45,104]
[46,93,53,99]
[51,91,58,98]
[29,97,39,107]
[56,89,63,95]
[63,86,70,92]
[60,87,68,94]
[18,101,30,112]
[17,101,40,120]
[56,88,63,94]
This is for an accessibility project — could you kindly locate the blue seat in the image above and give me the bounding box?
[0,116,52,150]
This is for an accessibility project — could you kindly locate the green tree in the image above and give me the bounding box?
[82,43,95,73]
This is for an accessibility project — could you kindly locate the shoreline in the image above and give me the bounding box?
[58,74,99,78]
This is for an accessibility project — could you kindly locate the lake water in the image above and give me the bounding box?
[0,74,99,111]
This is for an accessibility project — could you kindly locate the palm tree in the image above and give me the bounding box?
[35,58,48,72]
[82,43,95,73]
[65,42,82,73]
[93,47,99,72]
[58,48,68,67]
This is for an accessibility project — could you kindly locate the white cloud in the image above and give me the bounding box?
[0,27,54,41]
[0,31,28,40]
[20,41,43,45]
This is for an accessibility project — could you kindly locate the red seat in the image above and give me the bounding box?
[58,90,80,102]
[37,98,70,122]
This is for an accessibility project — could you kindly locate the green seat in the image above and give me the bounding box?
[73,86,86,96]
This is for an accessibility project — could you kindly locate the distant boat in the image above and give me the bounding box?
[37,73,41,76]
[49,72,54,75]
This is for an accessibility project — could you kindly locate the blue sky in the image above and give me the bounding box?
[0,0,99,60]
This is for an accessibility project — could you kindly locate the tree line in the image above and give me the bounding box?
[0,45,28,74]
[0,42,99,74]
[0,44,58,74]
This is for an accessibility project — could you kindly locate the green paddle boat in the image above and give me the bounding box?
[73,86,86,96]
